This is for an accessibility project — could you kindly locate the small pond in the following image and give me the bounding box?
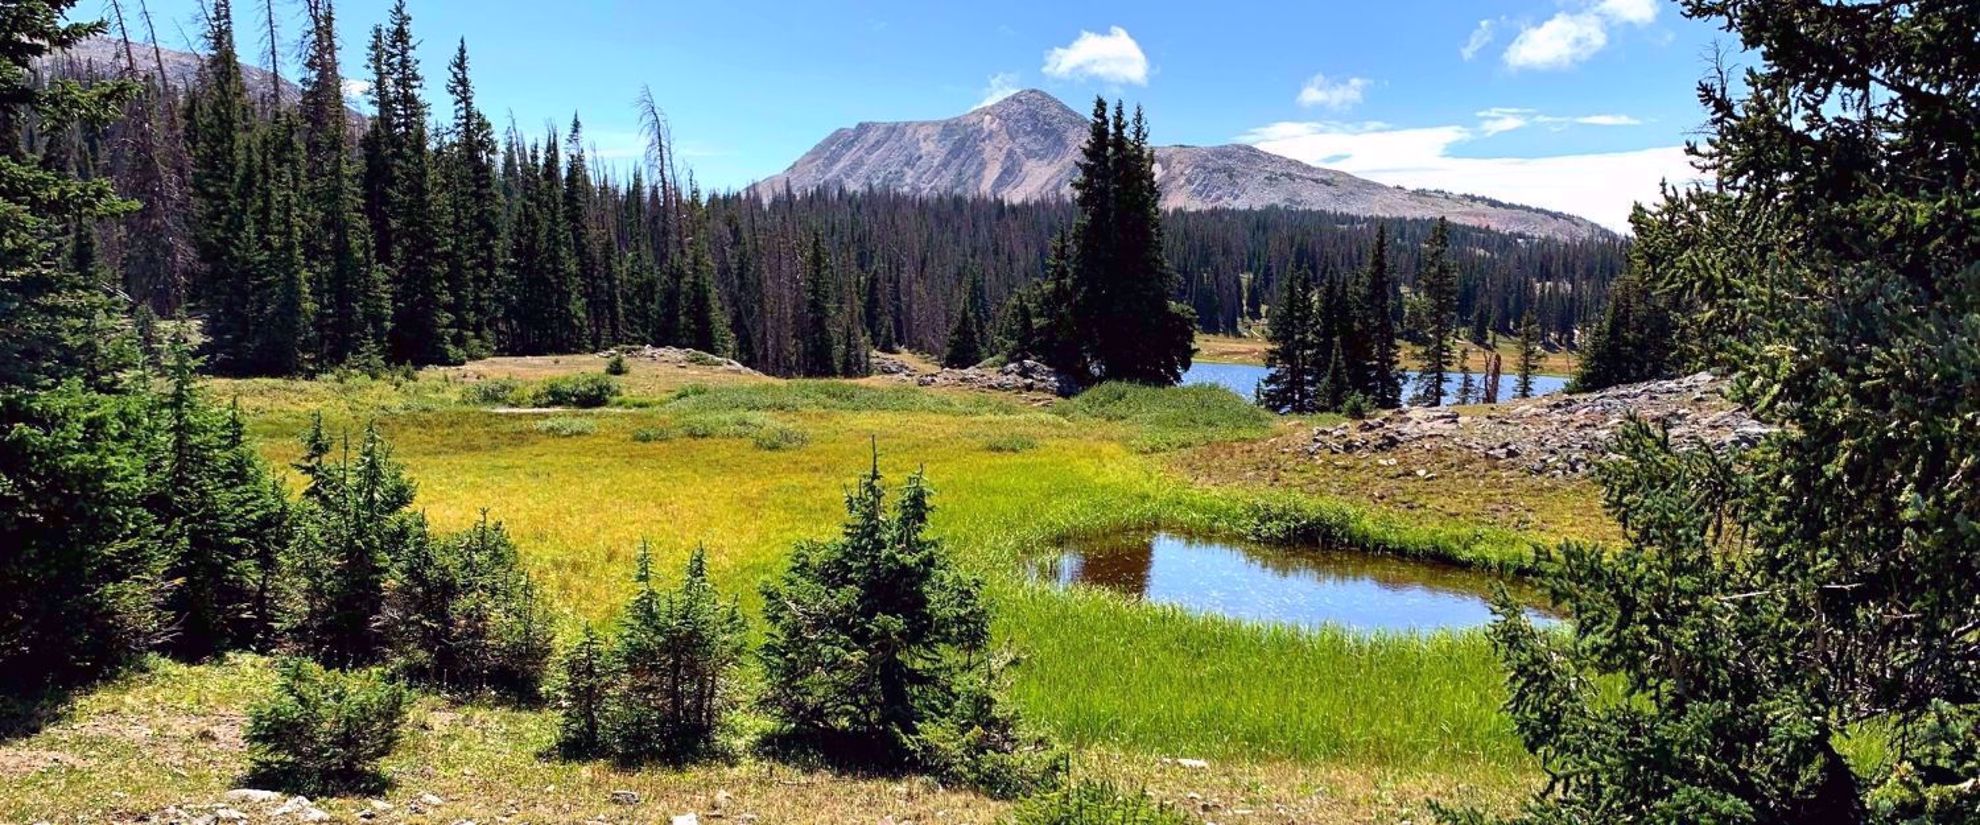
[1183,362,1568,406]
[1035,530,1558,633]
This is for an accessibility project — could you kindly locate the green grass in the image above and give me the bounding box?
[7,359,1582,821]
[1058,382,1274,452]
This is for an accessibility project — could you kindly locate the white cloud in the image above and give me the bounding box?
[1042,26,1149,85]
[341,78,371,101]
[1236,115,1699,232]
[1476,107,1533,136]
[1574,113,1642,126]
[1460,19,1496,61]
[1596,0,1659,25]
[1503,0,1659,71]
[1296,74,1371,110]
[975,72,1023,109]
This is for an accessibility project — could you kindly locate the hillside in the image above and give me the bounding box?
[752,89,1610,241]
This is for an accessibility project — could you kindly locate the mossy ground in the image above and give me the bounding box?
[3,352,1605,823]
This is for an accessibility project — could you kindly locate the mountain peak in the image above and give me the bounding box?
[752,94,1609,240]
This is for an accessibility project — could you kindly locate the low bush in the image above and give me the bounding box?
[982,434,1038,453]
[1003,781,1191,825]
[751,423,810,451]
[631,426,676,443]
[534,416,597,437]
[760,464,1052,797]
[604,353,629,376]
[460,378,522,406]
[557,546,747,764]
[534,373,621,408]
[381,514,557,701]
[245,659,412,796]
[679,411,770,439]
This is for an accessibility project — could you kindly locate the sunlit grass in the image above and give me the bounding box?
[4,358,1585,819]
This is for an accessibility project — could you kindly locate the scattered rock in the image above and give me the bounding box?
[869,352,919,376]
[1175,757,1210,770]
[611,789,642,806]
[600,345,761,376]
[1309,373,1776,477]
[712,790,733,811]
[222,789,283,805]
[211,808,248,823]
[902,359,1075,397]
[417,793,446,807]
[271,796,331,822]
[672,814,701,825]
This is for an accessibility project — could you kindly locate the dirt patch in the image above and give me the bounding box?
[0,748,93,777]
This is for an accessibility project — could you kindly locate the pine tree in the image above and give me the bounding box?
[942,267,988,369]
[606,544,746,764]
[1514,309,1541,399]
[1411,218,1457,406]
[1257,265,1318,413]
[797,231,839,377]
[556,625,609,758]
[299,0,386,369]
[441,40,502,357]
[759,462,992,762]
[676,192,731,355]
[1057,99,1194,386]
[564,116,615,348]
[863,267,896,353]
[1572,253,1676,392]
[373,2,458,366]
[151,340,290,659]
[286,422,421,668]
[183,0,263,375]
[0,1,164,692]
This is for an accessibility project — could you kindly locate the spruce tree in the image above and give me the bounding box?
[1344,223,1400,408]
[441,40,502,357]
[1572,257,1676,392]
[797,231,839,377]
[1411,218,1457,406]
[151,340,290,659]
[676,193,731,355]
[556,625,609,758]
[605,544,746,764]
[299,0,386,369]
[1451,1,1980,820]
[374,2,458,366]
[285,421,421,668]
[864,268,896,353]
[1058,99,1194,386]
[942,267,988,369]
[1257,266,1318,413]
[0,1,163,692]
[1514,309,1541,399]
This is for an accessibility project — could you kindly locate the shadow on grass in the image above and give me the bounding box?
[0,687,80,743]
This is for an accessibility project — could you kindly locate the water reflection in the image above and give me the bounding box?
[1036,530,1558,633]
[1183,361,1568,406]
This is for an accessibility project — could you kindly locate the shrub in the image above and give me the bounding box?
[750,423,810,451]
[630,427,675,443]
[1003,781,1191,825]
[533,416,597,437]
[245,659,412,796]
[1340,393,1370,420]
[604,545,748,764]
[982,434,1038,453]
[380,514,556,701]
[460,379,521,406]
[533,373,621,408]
[604,353,629,376]
[556,626,610,758]
[679,411,769,439]
[760,463,1047,795]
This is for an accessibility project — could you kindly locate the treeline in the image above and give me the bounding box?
[36,1,1627,379]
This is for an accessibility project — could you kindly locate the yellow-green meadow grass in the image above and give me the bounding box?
[3,353,1577,821]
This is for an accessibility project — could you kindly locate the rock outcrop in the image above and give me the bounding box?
[897,359,1073,398]
[1311,372,1775,476]
[752,89,1609,240]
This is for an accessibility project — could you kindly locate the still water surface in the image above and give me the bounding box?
[1036,530,1558,633]
[1183,361,1568,405]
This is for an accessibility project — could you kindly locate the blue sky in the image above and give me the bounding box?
[107,0,1728,230]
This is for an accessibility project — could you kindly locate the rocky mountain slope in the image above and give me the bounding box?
[35,36,307,105]
[753,89,1610,240]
